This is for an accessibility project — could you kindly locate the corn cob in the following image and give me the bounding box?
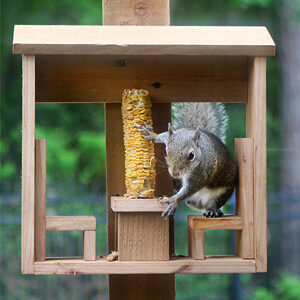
[122,89,156,198]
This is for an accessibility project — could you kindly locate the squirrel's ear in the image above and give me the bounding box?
[168,122,173,137]
[193,126,201,143]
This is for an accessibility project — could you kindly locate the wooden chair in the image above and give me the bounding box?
[35,139,96,262]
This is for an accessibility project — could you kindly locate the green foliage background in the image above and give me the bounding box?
[1,0,299,299]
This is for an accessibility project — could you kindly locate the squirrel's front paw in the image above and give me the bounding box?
[136,125,154,140]
[160,199,177,221]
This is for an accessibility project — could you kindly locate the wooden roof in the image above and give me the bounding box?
[13,25,275,56]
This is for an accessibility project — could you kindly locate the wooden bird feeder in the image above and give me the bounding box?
[13,0,275,298]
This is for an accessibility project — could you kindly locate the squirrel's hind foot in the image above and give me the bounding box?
[203,209,224,218]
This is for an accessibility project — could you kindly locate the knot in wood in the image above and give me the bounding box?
[134,1,150,17]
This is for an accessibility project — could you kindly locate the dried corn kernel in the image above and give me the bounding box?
[122,89,156,198]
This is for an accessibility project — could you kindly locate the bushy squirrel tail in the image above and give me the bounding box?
[172,103,228,144]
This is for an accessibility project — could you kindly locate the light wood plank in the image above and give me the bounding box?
[35,139,46,262]
[46,216,96,231]
[111,197,168,212]
[118,212,169,261]
[33,256,256,274]
[235,138,254,259]
[191,215,243,230]
[103,0,170,25]
[22,55,35,274]
[35,55,247,103]
[246,57,267,272]
[13,25,275,56]
[83,231,96,261]
[188,216,205,260]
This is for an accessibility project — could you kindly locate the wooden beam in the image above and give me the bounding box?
[191,215,243,230]
[22,55,35,274]
[46,216,96,231]
[35,139,47,262]
[33,256,256,274]
[246,57,267,272]
[235,138,254,259]
[111,197,168,212]
[104,1,175,299]
[13,25,276,56]
[35,55,248,103]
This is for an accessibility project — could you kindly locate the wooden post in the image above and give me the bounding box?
[103,0,175,299]
[235,138,254,259]
[22,55,35,273]
[187,216,205,260]
[246,57,267,272]
[83,231,96,261]
[35,139,47,262]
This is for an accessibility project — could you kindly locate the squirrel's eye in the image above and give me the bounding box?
[164,148,167,156]
[188,151,195,161]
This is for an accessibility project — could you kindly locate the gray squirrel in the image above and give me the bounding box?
[137,103,238,220]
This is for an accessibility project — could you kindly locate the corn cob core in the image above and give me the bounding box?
[122,89,156,198]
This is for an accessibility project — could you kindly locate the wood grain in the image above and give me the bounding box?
[22,55,35,274]
[188,216,205,260]
[35,139,46,262]
[35,55,247,103]
[13,25,275,56]
[235,138,254,259]
[111,197,169,212]
[118,212,169,261]
[46,216,96,231]
[33,256,256,274]
[103,0,170,25]
[191,215,243,230]
[246,57,267,272]
[83,231,96,261]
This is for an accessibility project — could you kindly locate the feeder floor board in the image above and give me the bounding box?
[33,256,256,274]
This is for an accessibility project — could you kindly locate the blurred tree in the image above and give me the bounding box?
[279,0,300,276]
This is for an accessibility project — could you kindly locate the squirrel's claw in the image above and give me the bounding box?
[161,201,177,221]
[203,209,224,218]
[136,125,154,140]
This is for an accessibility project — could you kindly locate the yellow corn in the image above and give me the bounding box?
[122,89,156,198]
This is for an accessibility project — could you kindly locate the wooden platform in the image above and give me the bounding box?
[33,256,256,275]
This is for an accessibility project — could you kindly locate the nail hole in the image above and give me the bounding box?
[152,82,161,89]
[116,59,128,67]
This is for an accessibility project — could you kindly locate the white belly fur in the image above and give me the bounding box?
[185,186,228,211]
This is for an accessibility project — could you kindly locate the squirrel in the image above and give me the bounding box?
[137,102,238,220]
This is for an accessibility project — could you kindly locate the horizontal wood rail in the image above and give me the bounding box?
[46,216,96,231]
[33,256,256,275]
[191,215,243,230]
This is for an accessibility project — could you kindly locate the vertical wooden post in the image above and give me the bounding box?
[246,57,267,272]
[187,216,205,260]
[83,230,96,261]
[235,138,254,259]
[22,55,35,273]
[103,0,175,298]
[35,139,47,262]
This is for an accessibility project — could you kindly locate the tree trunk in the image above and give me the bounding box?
[280,0,300,276]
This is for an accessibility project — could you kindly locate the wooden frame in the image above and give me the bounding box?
[14,7,275,300]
